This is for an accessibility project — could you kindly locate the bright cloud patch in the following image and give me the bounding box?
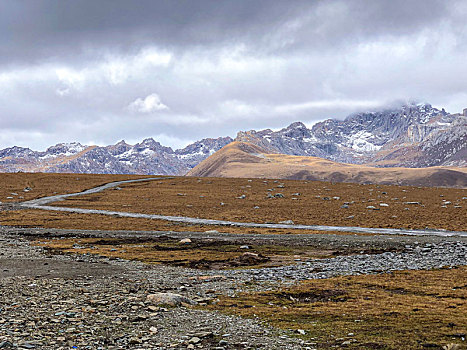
[129,93,169,113]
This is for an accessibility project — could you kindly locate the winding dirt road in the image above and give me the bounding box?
[20,177,467,237]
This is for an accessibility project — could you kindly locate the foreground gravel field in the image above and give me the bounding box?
[1,226,466,349]
[0,227,305,350]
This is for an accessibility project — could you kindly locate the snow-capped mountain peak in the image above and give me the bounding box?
[45,142,86,156]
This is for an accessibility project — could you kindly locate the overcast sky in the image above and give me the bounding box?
[1,0,466,151]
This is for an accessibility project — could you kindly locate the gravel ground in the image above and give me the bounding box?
[225,241,467,283]
[0,228,306,350]
[1,226,467,349]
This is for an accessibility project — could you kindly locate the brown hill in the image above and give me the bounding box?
[187,142,467,188]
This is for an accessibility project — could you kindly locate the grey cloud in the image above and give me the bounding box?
[0,0,466,151]
[0,0,305,65]
[0,0,457,65]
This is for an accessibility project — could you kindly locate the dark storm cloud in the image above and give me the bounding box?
[0,0,466,150]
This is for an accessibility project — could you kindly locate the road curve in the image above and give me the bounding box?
[20,177,467,237]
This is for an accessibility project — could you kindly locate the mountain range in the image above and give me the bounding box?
[0,137,233,175]
[187,141,467,188]
[236,103,467,167]
[1,102,466,175]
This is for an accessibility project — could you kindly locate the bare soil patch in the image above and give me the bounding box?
[0,258,125,279]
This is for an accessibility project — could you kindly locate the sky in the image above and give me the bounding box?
[1,0,467,151]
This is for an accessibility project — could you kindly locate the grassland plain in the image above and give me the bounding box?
[1,172,466,349]
[49,175,467,231]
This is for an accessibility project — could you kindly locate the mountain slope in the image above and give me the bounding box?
[188,141,467,188]
[0,137,233,175]
[236,103,467,167]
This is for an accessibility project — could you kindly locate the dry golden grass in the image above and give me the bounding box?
[0,172,152,203]
[208,267,467,349]
[52,175,467,231]
[2,172,466,232]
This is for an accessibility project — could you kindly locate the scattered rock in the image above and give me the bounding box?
[279,220,294,225]
[190,275,226,282]
[129,337,143,344]
[189,337,201,344]
[205,230,219,234]
[194,331,213,338]
[235,252,269,265]
[146,293,197,307]
[179,238,192,244]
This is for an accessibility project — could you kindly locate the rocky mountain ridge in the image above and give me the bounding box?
[236,103,467,167]
[0,137,233,175]
[1,103,465,175]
